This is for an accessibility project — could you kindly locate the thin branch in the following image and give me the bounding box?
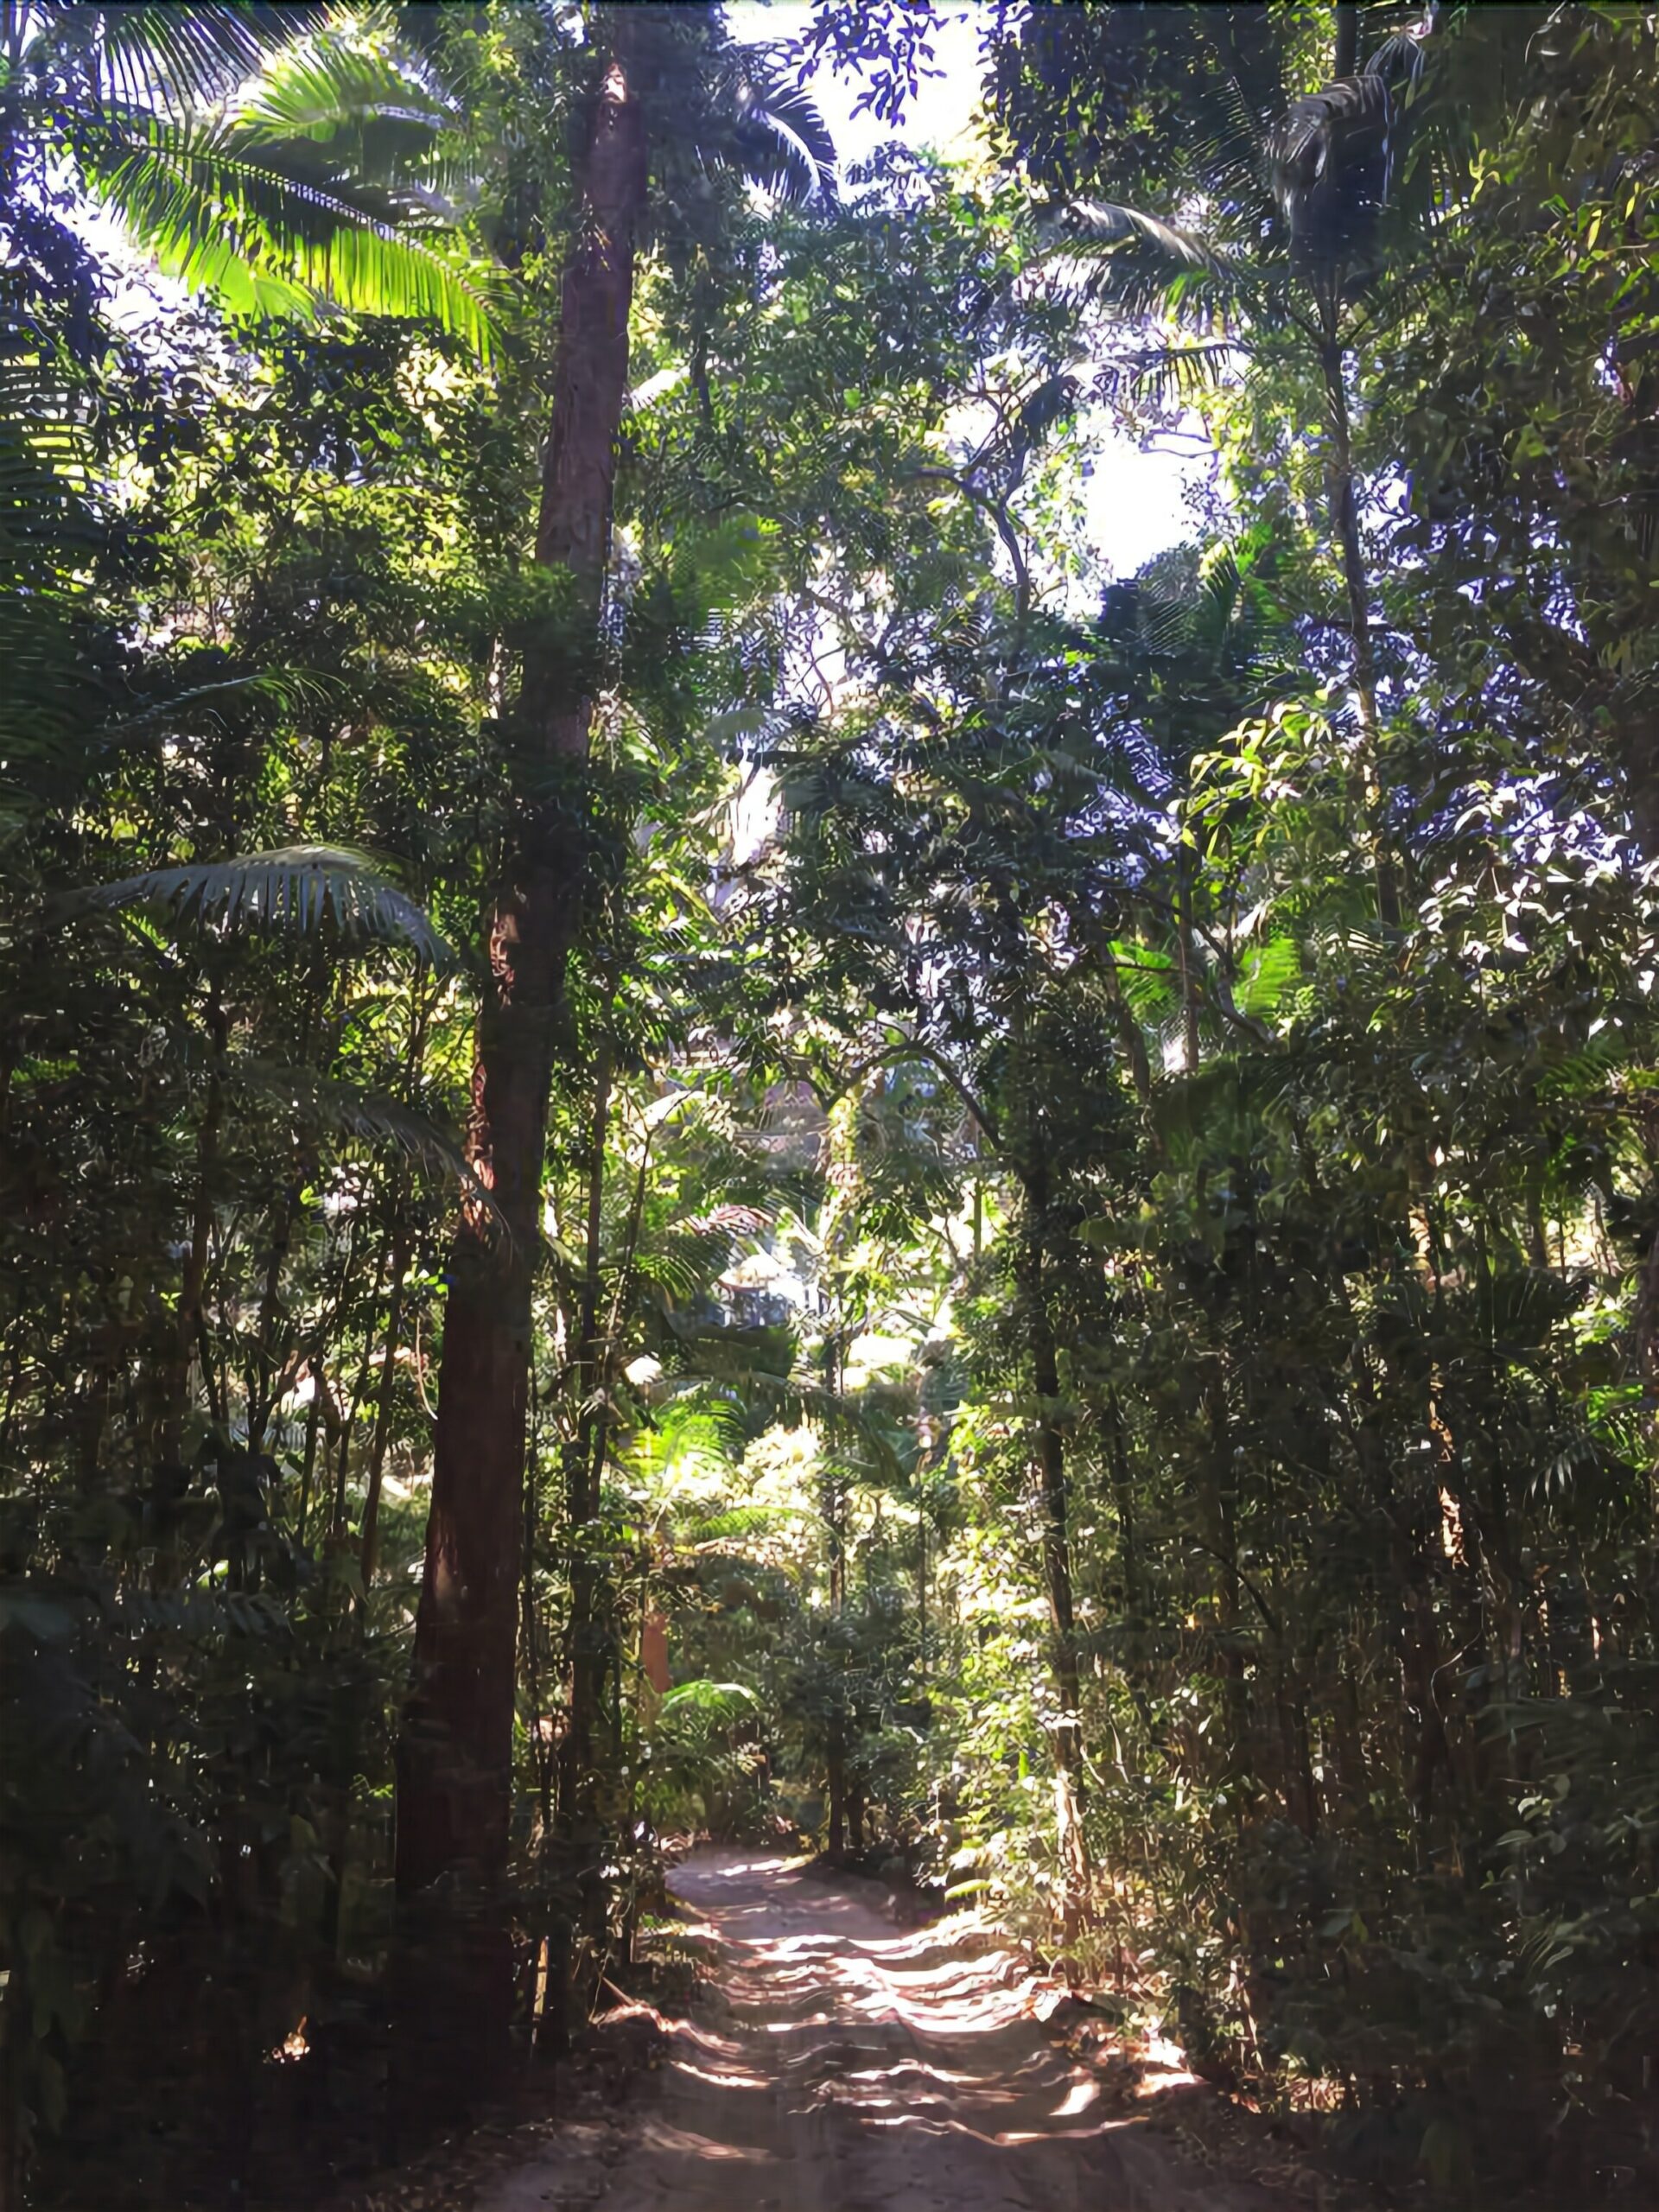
[821,1034,1003,1154]
[902,466,1033,624]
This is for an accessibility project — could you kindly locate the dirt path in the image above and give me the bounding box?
[482,1847,1280,2212]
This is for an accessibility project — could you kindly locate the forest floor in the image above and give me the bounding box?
[468,1847,1338,2212]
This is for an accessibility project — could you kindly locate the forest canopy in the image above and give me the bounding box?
[3,2,1659,2204]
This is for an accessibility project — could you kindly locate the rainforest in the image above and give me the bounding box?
[3,4,1658,2206]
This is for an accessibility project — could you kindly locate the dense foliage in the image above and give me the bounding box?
[3,3,1658,2205]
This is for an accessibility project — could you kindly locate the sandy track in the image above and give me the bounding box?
[485,1847,1276,2212]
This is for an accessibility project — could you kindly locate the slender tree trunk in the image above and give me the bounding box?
[1320,333,1400,928]
[359,975,429,1593]
[560,1039,614,1830]
[820,1333,852,1865]
[397,36,645,1893]
[334,1207,391,1544]
[358,1175,410,1597]
[160,983,226,1471]
[557,1036,615,1991]
[1034,1336,1090,1948]
[296,1369,322,1548]
[917,1498,928,1688]
[1105,1390,1139,1618]
[245,1175,298,1455]
[1019,1170,1090,1949]
[1101,952,1154,1108]
[393,34,645,2084]
[1205,1376,1249,1779]
[1175,847,1202,1074]
[825,1730,848,1864]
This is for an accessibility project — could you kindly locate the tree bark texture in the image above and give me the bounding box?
[396,40,645,1908]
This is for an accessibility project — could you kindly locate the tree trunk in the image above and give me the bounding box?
[1101,951,1154,1108]
[819,1356,852,1865]
[1174,844,1201,1074]
[359,970,429,1593]
[159,982,226,1471]
[1035,1350,1090,1948]
[826,1726,848,1866]
[358,1177,410,1597]
[559,1038,614,1831]
[394,26,645,2038]
[1019,1165,1090,1948]
[1320,334,1400,928]
[558,1034,615,1993]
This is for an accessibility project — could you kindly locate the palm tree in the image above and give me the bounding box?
[394,0,832,2018]
[2,2,493,348]
[996,2,1491,928]
[3,3,495,932]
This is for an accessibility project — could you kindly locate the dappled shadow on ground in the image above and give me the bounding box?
[484,1848,1271,2212]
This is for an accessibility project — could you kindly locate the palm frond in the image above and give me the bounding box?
[1267,61,1404,276]
[1057,200,1236,276]
[86,3,331,112]
[1047,200,1262,331]
[95,670,337,747]
[660,1340,904,1484]
[227,1058,505,1232]
[1097,336,1243,407]
[68,845,454,966]
[88,114,498,355]
[231,34,456,145]
[1235,931,1303,1022]
[657,1679,759,1721]
[722,61,837,204]
[683,1503,794,1545]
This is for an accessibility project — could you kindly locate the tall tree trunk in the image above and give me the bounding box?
[1104,1389,1139,1618]
[1100,951,1154,1109]
[822,1389,850,1864]
[558,1035,615,1992]
[360,974,430,1594]
[394,30,645,2063]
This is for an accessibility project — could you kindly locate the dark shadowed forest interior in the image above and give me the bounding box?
[4,3,1659,2205]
